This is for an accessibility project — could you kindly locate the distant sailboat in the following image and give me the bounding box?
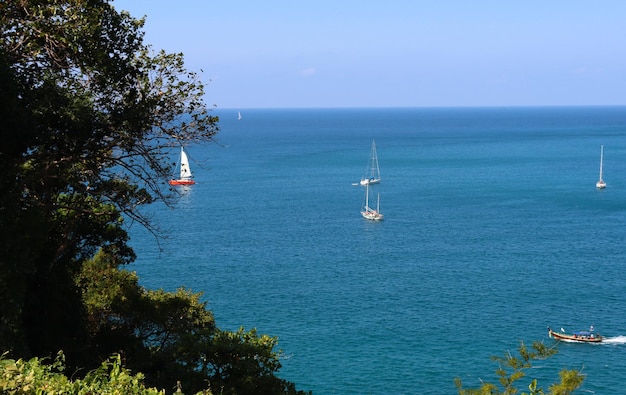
[361,183,384,221]
[169,146,195,186]
[238,111,242,120]
[359,140,381,186]
[596,145,606,189]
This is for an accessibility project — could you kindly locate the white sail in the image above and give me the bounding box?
[180,147,192,179]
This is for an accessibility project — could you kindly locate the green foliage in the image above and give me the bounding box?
[0,351,171,394]
[455,341,585,395]
[79,354,167,395]
[207,328,286,394]
[0,352,71,394]
[548,369,585,395]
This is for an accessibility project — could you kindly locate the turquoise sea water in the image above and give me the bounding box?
[129,107,626,394]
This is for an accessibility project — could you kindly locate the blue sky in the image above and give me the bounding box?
[112,1,625,109]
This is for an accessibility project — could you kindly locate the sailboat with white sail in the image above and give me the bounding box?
[360,140,381,186]
[596,145,606,189]
[361,183,384,221]
[169,146,195,186]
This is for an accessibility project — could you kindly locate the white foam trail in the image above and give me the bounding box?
[601,336,626,344]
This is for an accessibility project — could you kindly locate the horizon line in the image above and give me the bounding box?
[214,104,626,111]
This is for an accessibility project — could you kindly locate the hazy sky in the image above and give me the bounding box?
[112,1,625,109]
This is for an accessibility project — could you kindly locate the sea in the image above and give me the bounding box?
[128,106,626,394]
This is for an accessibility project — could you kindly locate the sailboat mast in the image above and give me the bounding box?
[365,183,369,210]
[599,145,604,180]
[371,140,379,178]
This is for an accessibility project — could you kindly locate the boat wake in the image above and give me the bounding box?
[601,336,626,345]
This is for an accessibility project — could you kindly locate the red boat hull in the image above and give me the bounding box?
[168,179,195,186]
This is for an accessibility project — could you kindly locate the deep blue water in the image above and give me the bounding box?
[129,107,626,394]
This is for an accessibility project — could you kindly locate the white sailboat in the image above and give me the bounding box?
[361,183,384,221]
[596,145,606,189]
[359,140,381,186]
[238,111,242,120]
[169,146,195,185]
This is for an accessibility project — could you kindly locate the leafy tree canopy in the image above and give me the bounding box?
[1,0,216,357]
[0,1,308,393]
